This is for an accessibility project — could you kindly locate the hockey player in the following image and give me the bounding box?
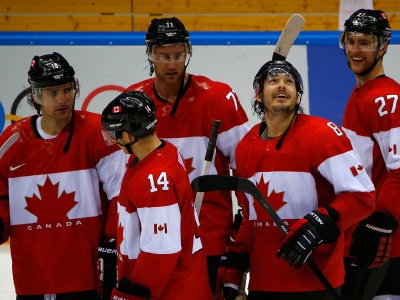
[126,17,251,295]
[0,52,127,299]
[216,60,376,300]
[339,9,400,299]
[101,90,214,300]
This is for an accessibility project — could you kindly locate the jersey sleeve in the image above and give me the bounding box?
[312,121,376,229]
[0,123,23,243]
[213,83,252,170]
[362,83,400,218]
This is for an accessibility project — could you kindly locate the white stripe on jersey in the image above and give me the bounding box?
[343,127,374,176]
[318,150,375,193]
[9,169,102,225]
[373,127,400,171]
[137,203,182,254]
[217,122,252,169]
[167,136,217,180]
[97,149,128,200]
[249,171,318,220]
[118,204,141,259]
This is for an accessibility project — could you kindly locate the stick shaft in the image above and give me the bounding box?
[0,132,20,160]
[191,175,341,300]
[194,120,222,215]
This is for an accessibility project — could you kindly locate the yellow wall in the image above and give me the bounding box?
[0,0,399,31]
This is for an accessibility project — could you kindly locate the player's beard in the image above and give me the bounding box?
[347,51,377,76]
[272,104,291,113]
[155,63,185,87]
[267,102,294,118]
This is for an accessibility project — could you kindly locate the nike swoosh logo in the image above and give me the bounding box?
[10,163,26,171]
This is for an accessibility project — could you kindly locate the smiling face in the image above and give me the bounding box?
[257,72,298,117]
[343,31,387,76]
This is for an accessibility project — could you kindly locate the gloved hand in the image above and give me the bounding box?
[97,239,117,299]
[229,209,243,245]
[111,278,151,300]
[277,207,340,268]
[350,212,398,269]
[216,252,249,300]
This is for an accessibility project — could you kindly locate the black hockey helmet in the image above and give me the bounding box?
[101,90,157,140]
[253,60,303,95]
[28,52,77,89]
[145,17,190,47]
[340,9,391,49]
[145,17,192,76]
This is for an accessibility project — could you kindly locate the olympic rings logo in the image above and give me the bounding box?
[0,84,126,134]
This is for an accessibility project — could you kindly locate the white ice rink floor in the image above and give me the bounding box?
[0,243,15,299]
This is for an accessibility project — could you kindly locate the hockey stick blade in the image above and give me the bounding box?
[191,174,341,300]
[194,120,222,215]
[192,175,288,233]
[272,14,305,61]
[0,132,20,160]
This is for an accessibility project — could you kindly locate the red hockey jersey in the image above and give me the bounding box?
[127,75,251,256]
[116,141,213,299]
[342,76,400,257]
[233,114,375,292]
[0,111,127,295]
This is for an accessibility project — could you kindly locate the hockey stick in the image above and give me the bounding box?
[272,14,305,61]
[194,120,222,215]
[0,132,20,160]
[191,175,341,300]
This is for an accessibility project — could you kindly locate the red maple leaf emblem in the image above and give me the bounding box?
[25,176,78,223]
[184,157,196,175]
[255,175,286,220]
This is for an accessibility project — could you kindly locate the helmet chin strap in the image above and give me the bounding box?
[149,60,154,76]
[117,138,138,155]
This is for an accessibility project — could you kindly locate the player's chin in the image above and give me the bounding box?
[53,107,73,116]
[349,63,366,74]
[164,72,179,78]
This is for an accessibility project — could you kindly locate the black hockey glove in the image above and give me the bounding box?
[97,239,117,299]
[216,252,249,300]
[277,208,340,268]
[110,278,151,300]
[350,212,398,269]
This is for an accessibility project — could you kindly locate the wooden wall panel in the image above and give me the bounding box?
[0,15,133,31]
[0,0,399,31]
[133,0,340,14]
[133,15,340,31]
[0,0,132,13]
[134,14,400,32]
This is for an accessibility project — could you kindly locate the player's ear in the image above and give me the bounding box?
[255,89,262,103]
[32,92,39,104]
[378,41,389,58]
